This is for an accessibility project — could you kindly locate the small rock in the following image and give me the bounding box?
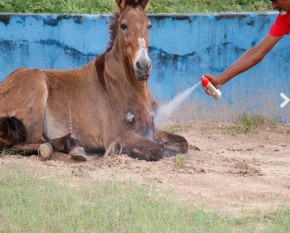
[72,167,88,176]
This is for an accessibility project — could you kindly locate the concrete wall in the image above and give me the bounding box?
[0,13,289,122]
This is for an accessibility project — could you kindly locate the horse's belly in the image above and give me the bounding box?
[43,106,104,150]
[43,108,69,139]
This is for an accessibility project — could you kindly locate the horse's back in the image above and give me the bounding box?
[1,67,47,90]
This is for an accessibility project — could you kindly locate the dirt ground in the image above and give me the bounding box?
[1,122,290,215]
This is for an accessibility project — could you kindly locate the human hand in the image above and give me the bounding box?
[201,74,221,96]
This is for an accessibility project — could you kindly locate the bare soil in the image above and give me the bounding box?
[1,122,290,215]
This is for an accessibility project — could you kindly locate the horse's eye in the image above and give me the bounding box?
[120,24,128,30]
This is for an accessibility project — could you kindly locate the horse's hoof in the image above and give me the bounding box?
[69,147,87,161]
[39,143,53,160]
[104,141,121,157]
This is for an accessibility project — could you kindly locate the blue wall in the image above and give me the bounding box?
[0,13,289,122]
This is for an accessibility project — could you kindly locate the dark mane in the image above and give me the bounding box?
[106,10,120,53]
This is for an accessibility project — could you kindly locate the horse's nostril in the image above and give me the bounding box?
[136,60,151,72]
[136,62,142,70]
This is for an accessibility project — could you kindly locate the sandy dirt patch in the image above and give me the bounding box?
[1,122,289,214]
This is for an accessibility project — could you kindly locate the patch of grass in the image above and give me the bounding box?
[162,122,189,134]
[0,160,289,232]
[223,114,277,134]
[268,117,279,130]
[164,123,183,134]
[0,0,271,14]
[174,153,187,168]
[0,0,115,14]
[0,161,227,232]
[148,0,270,14]
[286,128,290,134]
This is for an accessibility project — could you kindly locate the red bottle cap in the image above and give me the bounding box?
[201,76,209,86]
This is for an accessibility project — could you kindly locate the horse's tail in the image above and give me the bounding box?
[0,117,26,148]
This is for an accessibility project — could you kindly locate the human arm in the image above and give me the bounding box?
[204,34,282,89]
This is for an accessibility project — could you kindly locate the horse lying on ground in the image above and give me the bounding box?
[0,0,188,161]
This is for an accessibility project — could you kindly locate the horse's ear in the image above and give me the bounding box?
[116,0,126,10]
[116,0,150,10]
[139,0,150,10]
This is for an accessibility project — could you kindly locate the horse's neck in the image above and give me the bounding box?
[105,50,149,98]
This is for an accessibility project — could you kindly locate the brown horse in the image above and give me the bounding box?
[0,0,188,161]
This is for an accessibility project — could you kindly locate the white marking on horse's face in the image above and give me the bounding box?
[133,37,152,81]
[119,6,152,80]
[138,37,146,48]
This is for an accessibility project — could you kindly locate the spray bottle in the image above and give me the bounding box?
[201,75,222,100]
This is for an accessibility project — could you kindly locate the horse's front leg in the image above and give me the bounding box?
[154,129,188,157]
[106,131,163,161]
[39,133,87,161]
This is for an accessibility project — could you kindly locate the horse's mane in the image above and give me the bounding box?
[105,10,120,53]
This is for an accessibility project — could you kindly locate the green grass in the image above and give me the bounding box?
[174,153,187,168]
[0,160,289,232]
[0,0,271,14]
[223,114,278,134]
[163,122,186,134]
[148,0,270,14]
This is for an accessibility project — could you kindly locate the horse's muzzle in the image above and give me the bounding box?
[138,74,150,81]
[135,59,152,81]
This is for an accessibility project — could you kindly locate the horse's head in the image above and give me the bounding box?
[115,0,152,81]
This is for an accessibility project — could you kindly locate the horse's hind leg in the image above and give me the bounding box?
[0,68,48,144]
[1,133,87,161]
[39,134,87,161]
[20,70,49,143]
[0,116,86,160]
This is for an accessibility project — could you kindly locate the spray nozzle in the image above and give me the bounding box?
[201,76,209,86]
